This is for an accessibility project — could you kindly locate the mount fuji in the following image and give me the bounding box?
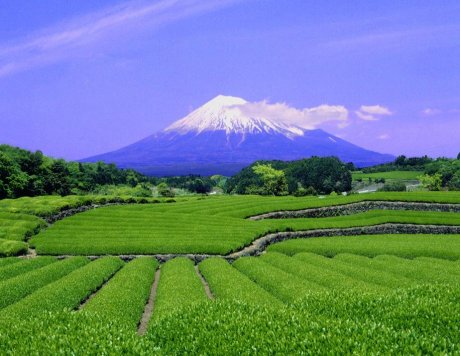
[83,95,394,176]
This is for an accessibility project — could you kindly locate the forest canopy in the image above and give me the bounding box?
[0,145,149,199]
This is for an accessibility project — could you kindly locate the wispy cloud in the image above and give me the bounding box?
[356,105,392,121]
[421,108,442,116]
[378,133,390,140]
[0,0,242,78]
[322,24,460,52]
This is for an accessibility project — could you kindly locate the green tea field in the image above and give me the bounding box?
[0,191,459,353]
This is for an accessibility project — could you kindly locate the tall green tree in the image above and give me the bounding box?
[252,164,288,196]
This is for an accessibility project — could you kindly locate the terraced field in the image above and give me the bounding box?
[0,192,459,353]
[29,192,460,255]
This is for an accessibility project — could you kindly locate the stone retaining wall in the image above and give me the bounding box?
[249,201,460,220]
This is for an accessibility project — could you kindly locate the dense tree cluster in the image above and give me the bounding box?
[424,159,460,190]
[159,175,214,194]
[362,154,460,190]
[225,157,352,195]
[0,145,149,199]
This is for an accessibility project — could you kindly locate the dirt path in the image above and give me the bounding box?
[195,265,214,300]
[77,264,120,311]
[138,268,161,336]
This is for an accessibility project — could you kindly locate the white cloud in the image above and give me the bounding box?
[356,105,393,121]
[234,100,349,130]
[378,133,390,140]
[0,0,242,78]
[421,108,442,116]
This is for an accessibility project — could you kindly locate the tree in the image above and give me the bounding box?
[252,164,288,196]
[395,155,407,166]
[457,152,460,160]
[418,173,442,191]
[157,182,175,197]
[0,152,28,198]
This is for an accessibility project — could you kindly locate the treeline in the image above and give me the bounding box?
[225,157,352,196]
[363,154,460,190]
[0,145,150,199]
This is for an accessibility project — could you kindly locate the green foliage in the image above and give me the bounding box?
[84,257,158,328]
[0,257,56,282]
[379,181,407,192]
[0,239,28,257]
[352,170,422,181]
[0,194,162,218]
[418,173,442,191]
[153,258,208,320]
[2,257,123,318]
[90,183,153,197]
[0,211,46,241]
[233,257,326,303]
[0,257,21,268]
[294,253,412,289]
[260,252,382,293]
[0,284,459,354]
[269,234,460,260]
[29,194,460,255]
[252,163,288,195]
[199,258,282,307]
[0,144,151,199]
[335,254,460,285]
[227,157,352,195]
[156,182,175,197]
[0,257,89,310]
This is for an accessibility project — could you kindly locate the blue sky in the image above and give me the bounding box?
[0,0,459,159]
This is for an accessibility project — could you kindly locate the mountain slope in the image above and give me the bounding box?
[83,95,394,176]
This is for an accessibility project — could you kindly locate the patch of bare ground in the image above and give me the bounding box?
[77,262,120,311]
[195,265,214,300]
[138,267,161,336]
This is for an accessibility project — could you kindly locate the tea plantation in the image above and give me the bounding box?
[0,191,459,353]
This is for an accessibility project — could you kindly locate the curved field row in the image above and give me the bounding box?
[30,204,460,255]
[268,233,460,259]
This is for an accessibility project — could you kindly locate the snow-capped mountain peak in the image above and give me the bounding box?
[164,95,304,137]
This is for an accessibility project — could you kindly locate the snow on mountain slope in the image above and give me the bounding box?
[82,95,394,175]
[165,95,304,137]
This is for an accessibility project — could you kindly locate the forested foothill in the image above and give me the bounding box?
[1,144,460,200]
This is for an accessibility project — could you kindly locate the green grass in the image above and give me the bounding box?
[0,238,28,257]
[0,257,21,268]
[152,257,208,320]
[233,257,326,303]
[84,257,158,328]
[0,195,167,217]
[260,252,383,293]
[352,170,423,181]
[30,205,460,255]
[294,253,413,288]
[269,234,460,260]
[0,257,89,310]
[0,256,56,282]
[1,284,458,354]
[199,258,282,307]
[336,253,460,285]
[0,212,46,241]
[2,257,123,318]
